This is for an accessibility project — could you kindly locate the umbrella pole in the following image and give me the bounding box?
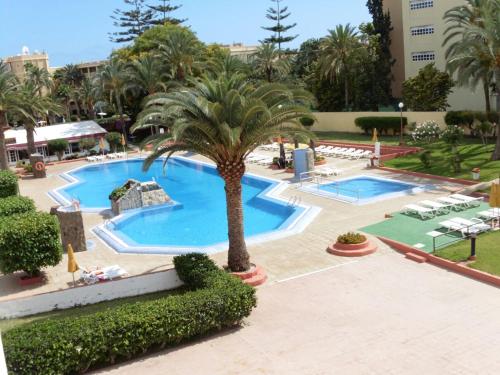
[72,272,76,287]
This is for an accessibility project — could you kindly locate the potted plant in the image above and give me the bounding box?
[327,232,377,257]
[314,155,326,166]
[472,168,481,181]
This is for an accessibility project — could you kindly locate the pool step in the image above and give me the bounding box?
[232,265,267,287]
[405,252,427,263]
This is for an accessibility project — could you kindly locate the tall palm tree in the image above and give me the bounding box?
[25,63,52,98]
[132,74,314,271]
[0,61,33,169]
[79,77,97,119]
[126,55,167,95]
[319,24,360,110]
[444,0,500,160]
[207,54,251,78]
[252,43,290,82]
[94,60,128,139]
[158,29,200,81]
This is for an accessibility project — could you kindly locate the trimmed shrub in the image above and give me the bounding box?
[0,212,62,277]
[354,116,408,134]
[337,232,366,245]
[3,254,256,375]
[173,253,219,289]
[0,196,35,217]
[445,111,474,126]
[418,150,433,168]
[0,170,18,198]
[412,121,441,143]
[48,138,69,161]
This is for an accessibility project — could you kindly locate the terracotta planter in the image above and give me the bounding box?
[314,159,327,166]
[18,274,44,286]
[285,168,294,173]
[327,240,377,257]
[231,264,267,287]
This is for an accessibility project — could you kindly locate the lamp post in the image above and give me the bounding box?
[398,102,405,146]
[469,232,477,260]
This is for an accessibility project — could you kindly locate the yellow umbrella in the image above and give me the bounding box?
[121,134,126,146]
[67,244,79,285]
[490,183,500,208]
[372,128,378,143]
[99,137,105,152]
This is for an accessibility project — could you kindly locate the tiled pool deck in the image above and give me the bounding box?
[362,203,491,253]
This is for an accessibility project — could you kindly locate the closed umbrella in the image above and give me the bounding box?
[490,183,500,208]
[121,134,126,156]
[67,244,79,286]
[372,128,378,143]
[99,137,105,155]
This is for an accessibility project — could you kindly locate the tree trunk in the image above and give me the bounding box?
[115,94,127,143]
[310,139,316,159]
[26,126,36,155]
[344,78,349,111]
[492,70,500,161]
[483,80,491,112]
[0,112,9,170]
[218,161,250,272]
[87,103,96,120]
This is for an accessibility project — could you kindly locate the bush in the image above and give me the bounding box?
[0,212,62,277]
[412,121,441,143]
[173,253,220,289]
[0,170,18,198]
[355,117,408,134]
[3,254,256,375]
[63,154,79,161]
[106,132,123,152]
[441,125,464,150]
[418,150,432,168]
[48,139,69,161]
[23,164,33,173]
[337,232,366,245]
[300,117,315,127]
[0,196,35,217]
[445,111,474,126]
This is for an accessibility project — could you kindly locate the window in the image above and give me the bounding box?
[410,0,434,10]
[7,150,18,164]
[412,51,436,62]
[411,25,435,36]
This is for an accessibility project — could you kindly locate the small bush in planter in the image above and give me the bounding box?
[337,232,367,245]
[418,150,432,168]
[0,196,35,217]
[0,170,18,198]
[0,212,62,277]
[315,155,325,162]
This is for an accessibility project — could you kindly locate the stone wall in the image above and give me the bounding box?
[111,180,171,215]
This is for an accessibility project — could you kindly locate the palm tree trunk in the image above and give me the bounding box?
[219,162,250,272]
[344,78,349,111]
[26,126,36,155]
[492,70,500,161]
[483,80,491,112]
[115,93,127,142]
[0,112,9,170]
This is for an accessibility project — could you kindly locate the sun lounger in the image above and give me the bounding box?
[419,200,452,214]
[315,167,342,177]
[403,204,435,219]
[477,208,500,220]
[450,217,491,232]
[337,148,356,157]
[437,197,468,210]
[80,265,127,284]
[86,156,97,162]
[439,218,489,237]
[449,194,483,207]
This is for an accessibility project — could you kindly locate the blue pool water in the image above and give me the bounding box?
[317,176,419,201]
[55,158,301,249]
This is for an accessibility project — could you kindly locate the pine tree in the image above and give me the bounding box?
[147,0,186,25]
[366,0,394,106]
[110,0,155,43]
[261,0,298,54]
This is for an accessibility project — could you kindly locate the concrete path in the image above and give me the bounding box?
[96,250,500,375]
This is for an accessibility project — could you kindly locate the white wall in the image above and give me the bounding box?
[0,269,182,319]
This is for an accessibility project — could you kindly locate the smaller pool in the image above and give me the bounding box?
[301,175,425,204]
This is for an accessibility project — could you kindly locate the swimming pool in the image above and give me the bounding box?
[50,157,319,254]
[301,175,425,204]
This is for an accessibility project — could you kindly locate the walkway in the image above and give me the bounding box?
[97,250,500,375]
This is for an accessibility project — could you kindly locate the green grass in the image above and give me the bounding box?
[434,231,500,276]
[0,289,178,332]
[384,140,500,182]
[314,131,408,146]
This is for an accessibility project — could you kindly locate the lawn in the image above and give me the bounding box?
[0,289,177,332]
[384,140,500,182]
[434,230,500,276]
[314,131,409,146]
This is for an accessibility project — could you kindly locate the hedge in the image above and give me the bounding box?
[354,116,408,134]
[0,196,35,217]
[3,254,257,375]
[445,111,499,126]
[0,170,18,198]
[0,212,62,277]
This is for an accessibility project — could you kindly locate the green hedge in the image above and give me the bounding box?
[0,170,18,198]
[0,212,62,277]
[0,196,35,217]
[3,254,257,375]
[354,116,408,134]
[445,111,499,126]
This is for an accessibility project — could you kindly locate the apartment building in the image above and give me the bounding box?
[4,47,49,82]
[384,0,491,111]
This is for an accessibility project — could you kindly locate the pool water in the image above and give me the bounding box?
[55,158,302,249]
[318,177,418,199]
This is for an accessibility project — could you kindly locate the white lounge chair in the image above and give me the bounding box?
[80,265,127,284]
[315,167,342,177]
[419,200,452,214]
[450,217,491,233]
[439,218,489,237]
[337,148,356,157]
[403,204,435,219]
[449,194,483,207]
[477,208,500,220]
[86,156,97,162]
[437,197,468,210]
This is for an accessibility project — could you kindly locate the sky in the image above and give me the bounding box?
[0,0,370,67]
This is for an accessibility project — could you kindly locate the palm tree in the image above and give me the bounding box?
[132,74,314,271]
[126,55,167,95]
[158,29,200,81]
[94,60,128,139]
[319,24,360,110]
[444,0,500,160]
[0,61,33,169]
[252,43,290,82]
[79,77,97,119]
[207,54,251,78]
[25,63,52,98]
